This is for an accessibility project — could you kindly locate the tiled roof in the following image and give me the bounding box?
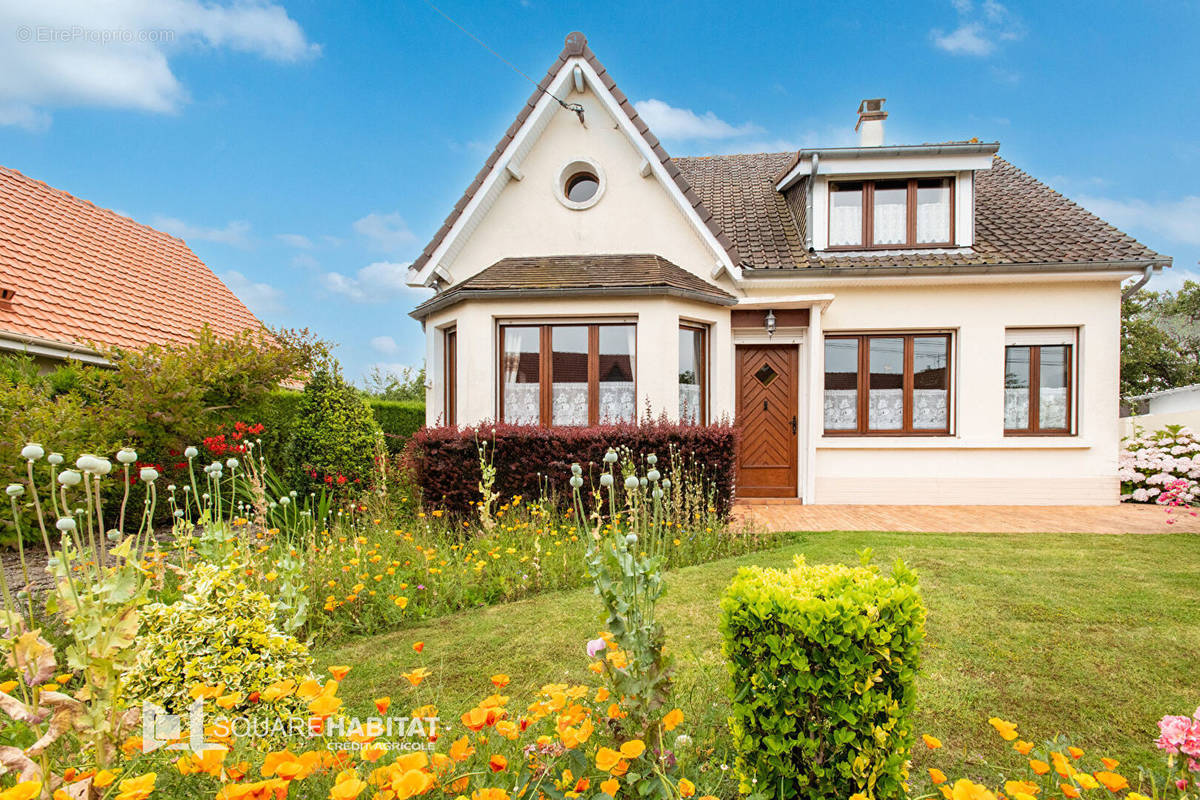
[410,32,739,281]
[411,253,736,318]
[674,153,1167,270]
[0,166,262,353]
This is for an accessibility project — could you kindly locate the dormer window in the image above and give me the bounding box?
[828,177,954,249]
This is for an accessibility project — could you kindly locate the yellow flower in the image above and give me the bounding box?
[662,709,684,731]
[0,681,17,694]
[678,778,695,798]
[929,768,948,785]
[1075,775,1100,790]
[1029,760,1051,776]
[113,772,156,800]
[595,747,622,772]
[948,778,997,800]
[1014,740,1035,755]
[1004,781,1040,797]
[93,770,119,788]
[601,778,620,797]
[329,771,367,800]
[619,740,645,759]
[923,734,943,749]
[1093,772,1128,793]
[402,667,431,687]
[0,782,41,800]
[988,717,1018,741]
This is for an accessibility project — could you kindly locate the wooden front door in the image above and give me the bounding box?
[736,345,799,498]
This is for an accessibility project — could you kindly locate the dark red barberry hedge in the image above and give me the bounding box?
[405,421,739,519]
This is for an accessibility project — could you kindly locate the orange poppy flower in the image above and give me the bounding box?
[663,709,684,731]
[923,734,943,750]
[1093,772,1128,793]
[929,769,948,785]
[1030,760,1051,776]
[1067,747,1084,759]
[601,778,620,797]
[595,747,622,772]
[988,718,1019,741]
[678,778,696,798]
[1099,758,1118,770]
[1014,741,1035,756]
[489,754,507,773]
[374,696,391,714]
[328,666,351,681]
[1061,784,1080,798]
[413,641,425,652]
[491,674,510,688]
[619,740,646,759]
[449,736,474,762]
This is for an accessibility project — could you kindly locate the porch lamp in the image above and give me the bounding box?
[764,309,777,338]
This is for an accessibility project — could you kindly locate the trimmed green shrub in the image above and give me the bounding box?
[286,363,382,491]
[719,555,925,800]
[253,389,304,458]
[367,399,425,455]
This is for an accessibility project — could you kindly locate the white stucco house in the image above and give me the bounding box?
[407,32,1170,505]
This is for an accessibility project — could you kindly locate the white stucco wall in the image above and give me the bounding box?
[439,87,737,293]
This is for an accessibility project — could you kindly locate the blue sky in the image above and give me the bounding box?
[1,0,1197,382]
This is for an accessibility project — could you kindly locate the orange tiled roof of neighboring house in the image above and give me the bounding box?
[0,165,263,356]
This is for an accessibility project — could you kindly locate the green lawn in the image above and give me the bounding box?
[315,531,1198,782]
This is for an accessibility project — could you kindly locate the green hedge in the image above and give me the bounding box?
[367,399,425,455]
[719,556,925,800]
[253,391,424,459]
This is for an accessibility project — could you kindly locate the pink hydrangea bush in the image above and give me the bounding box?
[1119,424,1200,504]
[1157,705,1200,790]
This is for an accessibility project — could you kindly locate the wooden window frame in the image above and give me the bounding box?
[498,322,636,427]
[679,323,708,425]
[1004,344,1074,436]
[827,177,955,250]
[443,327,457,426]
[823,333,953,436]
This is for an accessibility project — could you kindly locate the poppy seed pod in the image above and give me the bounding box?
[571,463,582,476]
[662,478,671,489]
[58,470,82,487]
[20,444,44,461]
[184,446,199,459]
[625,533,638,545]
[600,474,613,488]
[106,529,120,541]
[139,467,160,483]
[647,469,660,482]
[624,476,639,490]
[116,448,138,464]
[647,453,657,465]
[570,476,583,489]
[604,449,618,464]
[55,517,76,532]
[93,459,113,476]
[47,453,63,465]
[5,484,23,497]
[76,454,101,472]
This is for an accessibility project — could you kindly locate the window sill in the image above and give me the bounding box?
[816,436,1089,450]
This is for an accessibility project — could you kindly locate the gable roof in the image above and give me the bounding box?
[407,32,741,288]
[0,166,263,355]
[674,153,1168,271]
[410,253,736,319]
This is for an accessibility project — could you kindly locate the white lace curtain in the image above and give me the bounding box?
[1005,387,1067,429]
[503,327,539,424]
[872,192,906,245]
[824,389,947,430]
[916,189,950,243]
[829,197,862,246]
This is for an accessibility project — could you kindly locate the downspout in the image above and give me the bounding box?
[1121,264,1155,300]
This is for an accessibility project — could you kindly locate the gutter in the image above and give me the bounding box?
[1120,264,1156,300]
[410,284,738,320]
[0,331,108,365]
[735,258,1170,284]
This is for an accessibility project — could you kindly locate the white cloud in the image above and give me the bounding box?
[220,269,284,315]
[290,252,319,270]
[321,260,417,303]
[633,99,763,140]
[352,212,417,253]
[0,1,318,128]
[932,23,994,55]
[932,0,1023,57]
[370,335,399,355]
[1076,195,1200,246]
[154,215,252,247]
[276,233,313,248]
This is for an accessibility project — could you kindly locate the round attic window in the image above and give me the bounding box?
[566,171,599,203]
[556,159,605,210]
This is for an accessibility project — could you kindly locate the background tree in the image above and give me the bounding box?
[1121,282,1200,398]
[361,364,426,402]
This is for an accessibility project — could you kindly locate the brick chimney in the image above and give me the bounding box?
[855,98,887,147]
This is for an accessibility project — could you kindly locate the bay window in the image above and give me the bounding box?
[824,333,952,435]
[828,177,954,249]
[500,323,635,426]
[679,324,707,424]
[1005,335,1074,435]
